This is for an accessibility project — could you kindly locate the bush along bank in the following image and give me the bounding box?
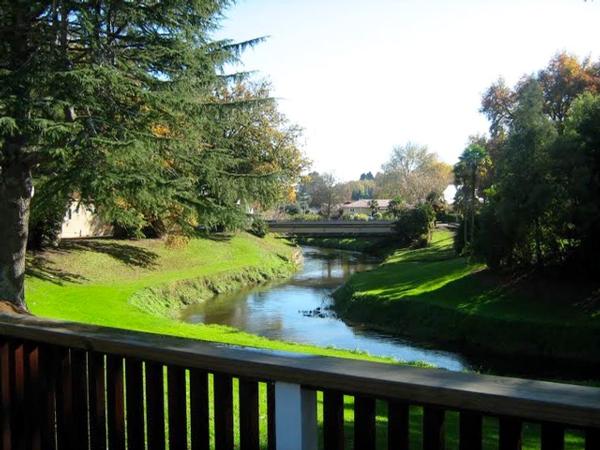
[332,230,600,365]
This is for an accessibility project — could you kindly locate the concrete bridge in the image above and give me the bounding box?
[267,220,396,236]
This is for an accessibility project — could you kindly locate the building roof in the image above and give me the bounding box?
[341,199,391,209]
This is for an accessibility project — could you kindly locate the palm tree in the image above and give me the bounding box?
[454,144,491,247]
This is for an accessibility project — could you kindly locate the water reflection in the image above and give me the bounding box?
[180,246,468,371]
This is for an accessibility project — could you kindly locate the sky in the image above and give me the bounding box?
[215,0,600,182]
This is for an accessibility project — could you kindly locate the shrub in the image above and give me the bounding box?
[394,204,436,246]
[292,213,321,221]
[165,234,190,249]
[284,204,300,215]
[249,217,269,238]
[348,213,370,221]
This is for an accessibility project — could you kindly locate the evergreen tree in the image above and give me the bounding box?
[470,54,600,274]
[552,93,600,274]
[487,80,557,267]
[0,1,303,307]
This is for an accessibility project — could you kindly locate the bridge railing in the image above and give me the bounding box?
[266,220,397,236]
[266,220,396,226]
[0,314,599,449]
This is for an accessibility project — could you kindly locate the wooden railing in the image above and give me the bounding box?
[0,314,599,450]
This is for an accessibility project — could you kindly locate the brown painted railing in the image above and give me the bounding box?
[0,314,599,449]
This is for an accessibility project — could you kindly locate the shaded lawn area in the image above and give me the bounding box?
[341,230,599,326]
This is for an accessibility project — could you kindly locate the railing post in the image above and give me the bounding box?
[274,382,317,450]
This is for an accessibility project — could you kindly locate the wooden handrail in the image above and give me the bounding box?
[1,313,599,429]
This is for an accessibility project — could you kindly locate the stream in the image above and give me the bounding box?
[180,246,597,381]
[180,246,468,370]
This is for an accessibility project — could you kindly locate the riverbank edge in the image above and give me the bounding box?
[332,271,600,366]
[129,248,302,319]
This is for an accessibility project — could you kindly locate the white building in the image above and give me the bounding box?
[60,203,113,238]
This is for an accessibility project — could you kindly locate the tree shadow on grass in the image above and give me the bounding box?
[60,239,159,268]
[196,232,234,242]
[26,239,160,285]
[26,255,88,285]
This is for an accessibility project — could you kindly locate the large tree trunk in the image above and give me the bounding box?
[0,141,33,309]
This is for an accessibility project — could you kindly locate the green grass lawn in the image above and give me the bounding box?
[334,230,600,364]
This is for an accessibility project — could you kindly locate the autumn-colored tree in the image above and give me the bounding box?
[467,53,600,275]
[375,143,452,204]
[481,53,600,137]
[537,53,600,128]
[481,78,516,139]
[297,172,340,218]
[199,81,308,229]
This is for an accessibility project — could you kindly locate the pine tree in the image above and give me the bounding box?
[0,1,303,307]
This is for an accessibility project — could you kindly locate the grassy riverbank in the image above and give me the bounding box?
[334,230,600,364]
[25,232,400,362]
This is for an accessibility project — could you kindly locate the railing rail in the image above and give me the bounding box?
[266,220,397,236]
[266,221,396,226]
[0,314,599,449]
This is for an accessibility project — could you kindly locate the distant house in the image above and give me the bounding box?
[340,199,391,217]
[60,202,113,239]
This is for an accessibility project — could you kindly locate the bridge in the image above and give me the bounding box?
[267,220,396,236]
[0,314,598,449]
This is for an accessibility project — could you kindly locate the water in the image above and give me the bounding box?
[180,246,468,371]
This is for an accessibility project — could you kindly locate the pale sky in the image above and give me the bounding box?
[216,0,600,181]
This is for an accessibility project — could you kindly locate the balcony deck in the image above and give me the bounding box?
[0,314,598,449]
